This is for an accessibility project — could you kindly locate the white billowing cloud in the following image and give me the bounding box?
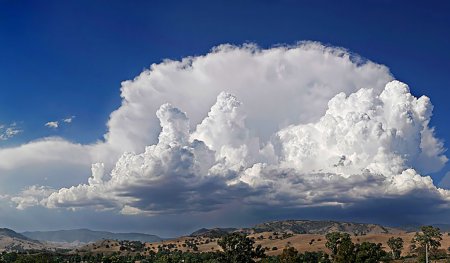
[45,121,59,129]
[191,92,260,170]
[46,103,224,214]
[1,42,449,221]
[273,80,447,176]
[104,42,393,155]
[41,83,450,215]
[0,42,395,195]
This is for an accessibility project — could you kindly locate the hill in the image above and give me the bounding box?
[190,228,237,238]
[189,220,403,238]
[0,228,44,252]
[22,229,162,243]
[0,228,34,242]
[249,220,402,235]
[394,223,450,233]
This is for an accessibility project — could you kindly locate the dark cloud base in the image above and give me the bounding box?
[2,193,449,238]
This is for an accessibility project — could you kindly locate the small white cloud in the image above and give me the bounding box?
[45,121,59,129]
[62,116,75,123]
[44,116,75,129]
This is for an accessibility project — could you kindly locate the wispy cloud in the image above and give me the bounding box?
[0,123,22,141]
[439,171,450,189]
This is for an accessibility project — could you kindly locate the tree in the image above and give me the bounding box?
[325,232,392,263]
[411,226,442,263]
[326,232,344,257]
[325,232,352,260]
[218,232,265,263]
[387,237,403,259]
[299,251,331,263]
[279,246,299,263]
[1,252,18,263]
[277,247,331,263]
[333,234,355,263]
[354,242,391,263]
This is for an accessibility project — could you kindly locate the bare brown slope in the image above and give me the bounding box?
[0,228,45,252]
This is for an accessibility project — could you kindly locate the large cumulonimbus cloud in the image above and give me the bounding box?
[43,82,449,216]
[5,42,450,221]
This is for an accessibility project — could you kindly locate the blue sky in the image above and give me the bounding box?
[1,0,450,235]
[2,1,450,147]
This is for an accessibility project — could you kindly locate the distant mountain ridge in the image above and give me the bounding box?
[190,220,404,237]
[250,220,401,235]
[22,229,162,243]
[396,223,450,233]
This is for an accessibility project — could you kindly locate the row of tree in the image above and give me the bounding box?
[323,232,391,263]
[323,225,446,263]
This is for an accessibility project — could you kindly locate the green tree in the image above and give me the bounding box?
[1,252,17,263]
[387,237,403,259]
[333,234,355,263]
[354,242,391,263]
[218,232,265,263]
[279,246,299,263]
[277,247,331,263]
[325,232,352,260]
[411,226,442,263]
[299,251,331,263]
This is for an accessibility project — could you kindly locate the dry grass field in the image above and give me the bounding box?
[77,231,450,259]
